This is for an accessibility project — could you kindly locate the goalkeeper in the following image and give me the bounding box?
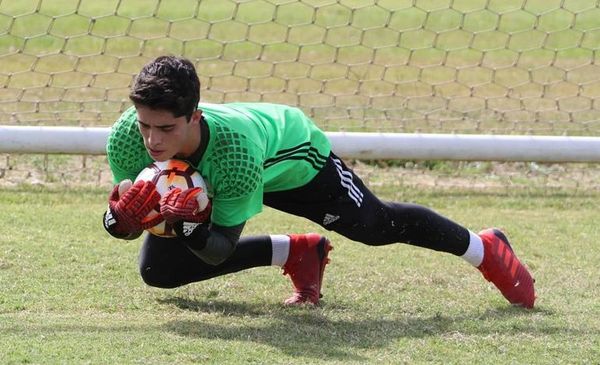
[103,55,535,308]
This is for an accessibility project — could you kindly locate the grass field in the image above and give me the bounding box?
[1,1,599,363]
[1,185,599,364]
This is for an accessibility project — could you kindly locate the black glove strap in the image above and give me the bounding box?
[103,208,143,240]
[172,221,210,249]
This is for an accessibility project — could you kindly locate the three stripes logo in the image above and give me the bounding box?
[104,206,116,229]
[264,142,328,170]
[332,157,363,207]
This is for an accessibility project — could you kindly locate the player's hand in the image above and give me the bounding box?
[105,179,162,235]
[160,187,211,224]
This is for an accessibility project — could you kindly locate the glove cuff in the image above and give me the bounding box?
[103,208,143,240]
[172,221,210,249]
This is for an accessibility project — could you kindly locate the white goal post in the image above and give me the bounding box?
[1,125,600,163]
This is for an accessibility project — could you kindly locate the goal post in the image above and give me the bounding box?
[2,125,600,163]
[1,0,599,161]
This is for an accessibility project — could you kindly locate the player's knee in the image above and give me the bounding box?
[139,264,181,289]
[346,226,391,246]
[334,202,396,246]
[346,202,440,246]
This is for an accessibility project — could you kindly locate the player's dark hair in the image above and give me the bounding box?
[129,56,200,121]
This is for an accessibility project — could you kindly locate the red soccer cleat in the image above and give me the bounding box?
[478,228,536,308]
[282,233,333,306]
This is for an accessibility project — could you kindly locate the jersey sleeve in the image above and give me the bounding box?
[203,125,265,227]
[106,107,154,183]
[107,159,135,184]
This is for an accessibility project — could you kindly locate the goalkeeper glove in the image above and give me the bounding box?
[160,187,212,244]
[103,179,162,239]
[159,187,211,224]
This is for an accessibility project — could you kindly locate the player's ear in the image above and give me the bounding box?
[189,109,202,125]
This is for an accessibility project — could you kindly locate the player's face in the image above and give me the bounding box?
[135,105,201,162]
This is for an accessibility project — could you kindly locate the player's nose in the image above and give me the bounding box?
[147,129,161,146]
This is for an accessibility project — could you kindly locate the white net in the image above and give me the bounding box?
[1,0,599,190]
[2,0,600,134]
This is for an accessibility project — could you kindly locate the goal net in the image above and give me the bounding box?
[1,0,599,190]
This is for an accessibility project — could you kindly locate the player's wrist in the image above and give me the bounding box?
[172,220,210,249]
[102,208,143,240]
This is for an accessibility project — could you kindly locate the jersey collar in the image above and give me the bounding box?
[186,116,209,166]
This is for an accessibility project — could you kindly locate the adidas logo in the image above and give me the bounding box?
[104,207,116,228]
[182,222,200,237]
[323,213,340,226]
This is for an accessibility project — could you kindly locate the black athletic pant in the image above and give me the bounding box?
[139,153,470,288]
[264,154,469,252]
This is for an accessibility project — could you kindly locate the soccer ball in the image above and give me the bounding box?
[134,159,208,237]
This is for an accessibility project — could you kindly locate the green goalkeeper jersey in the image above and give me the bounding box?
[106,102,331,227]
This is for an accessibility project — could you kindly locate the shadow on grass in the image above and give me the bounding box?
[158,296,569,362]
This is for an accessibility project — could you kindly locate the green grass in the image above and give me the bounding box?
[1,185,599,364]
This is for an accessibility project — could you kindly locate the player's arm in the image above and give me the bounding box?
[159,187,244,265]
[182,222,245,265]
[103,179,162,240]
